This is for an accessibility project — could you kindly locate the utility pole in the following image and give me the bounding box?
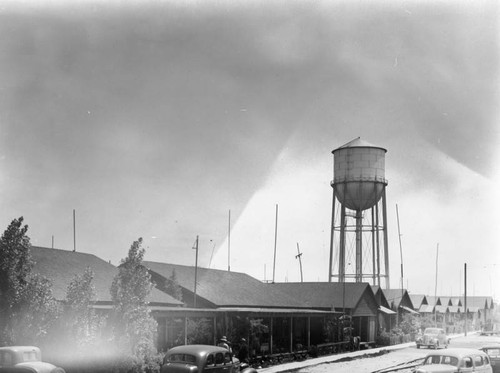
[295,242,303,282]
[396,204,404,289]
[272,204,278,283]
[228,210,231,272]
[464,263,468,336]
[396,204,404,325]
[193,236,199,308]
[434,244,439,327]
[73,209,76,252]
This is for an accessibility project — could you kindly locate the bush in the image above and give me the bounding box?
[308,345,318,358]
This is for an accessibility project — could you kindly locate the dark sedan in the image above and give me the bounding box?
[161,345,257,373]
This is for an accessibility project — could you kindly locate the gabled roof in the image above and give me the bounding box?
[270,282,378,316]
[448,306,462,313]
[448,297,463,306]
[419,304,434,313]
[382,289,414,309]
[371,286,392,309]
[409,294,428,310]
[439,297,453,307]
[31,246,183,306]
[435,305,449,313]
[425,296,441,307]
[466,296,494,309]
[144,261,304,309]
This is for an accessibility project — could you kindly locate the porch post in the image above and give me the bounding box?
[184,316,188,345]
[307,317,311,349]
[213,316,217,345]
[270,317,274,354]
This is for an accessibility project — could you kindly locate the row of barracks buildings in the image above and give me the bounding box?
[32,246,496,353]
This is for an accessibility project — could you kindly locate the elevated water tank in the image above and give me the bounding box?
[332,137,387,211]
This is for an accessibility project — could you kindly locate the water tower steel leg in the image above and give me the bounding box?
[371,207,376,286]
[355,209,362,283]
[339,204,347,283]
[382,188,390,289]
[376,201,381,287]
[329,189,336,282]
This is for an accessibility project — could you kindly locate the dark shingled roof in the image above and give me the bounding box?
[409,294,428,310]
[466,296,495,309]
[382,289,414,309]
[269,282,377,314]
[144,261,305,309]
[31,246,183,306]
[371,286,392,309]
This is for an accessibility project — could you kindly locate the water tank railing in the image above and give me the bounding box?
[331,176,388,185]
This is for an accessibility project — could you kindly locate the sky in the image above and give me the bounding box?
[1,0,499,301]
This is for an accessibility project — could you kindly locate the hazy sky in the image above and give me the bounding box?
[1,0,499,300]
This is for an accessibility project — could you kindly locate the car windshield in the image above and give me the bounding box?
[424,355,459,366]
[424,328,440,335]
[167,354,197,365]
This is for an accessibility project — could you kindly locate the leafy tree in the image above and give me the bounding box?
[186,318,212,345]
[0,217,34,344]
[65,267,106,353]
[11,274,61,345]
[110,238,158,369]
[164,269,183,301]
[399,313,421,335]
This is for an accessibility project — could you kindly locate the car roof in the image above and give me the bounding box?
[426,348,488,358]
[0,346,40,353]
[166,345,230,357]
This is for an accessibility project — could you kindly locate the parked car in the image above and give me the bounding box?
[480,344,500,373]
[0,346,65,373]
[415,348,492,373]
[161,345,257,373]
[416,328,450,349]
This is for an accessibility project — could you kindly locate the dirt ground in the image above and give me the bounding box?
[259,333,500,373]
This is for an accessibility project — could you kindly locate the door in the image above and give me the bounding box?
[368,318,376,342]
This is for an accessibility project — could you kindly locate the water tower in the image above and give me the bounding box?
[328,137,390,288]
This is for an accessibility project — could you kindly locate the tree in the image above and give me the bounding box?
[65,268,106,353]
[164,269,183,301]
[110,238,158,368]
[0,217,34,344]
[11,274,61,345]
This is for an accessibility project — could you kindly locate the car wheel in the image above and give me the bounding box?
[417,344,420,349]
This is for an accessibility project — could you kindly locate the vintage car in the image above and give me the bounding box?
[416,328,450,349]
[415,348,492,373]
[0,346,65,373]
[161,344,257,373]
[480,344,500,373]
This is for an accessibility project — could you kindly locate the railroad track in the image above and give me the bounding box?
[371,357,425,373]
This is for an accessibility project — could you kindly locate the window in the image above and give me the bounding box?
[424,356,441,365]
[168,354,196,365]
[215,353,224,365]
[224,352,231,364]
[461,357,473,368]
[474,355,483,366]
[206,354,214,366]
[0,352,13,366]
[441,356,458,366]
[23,351,38,362]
